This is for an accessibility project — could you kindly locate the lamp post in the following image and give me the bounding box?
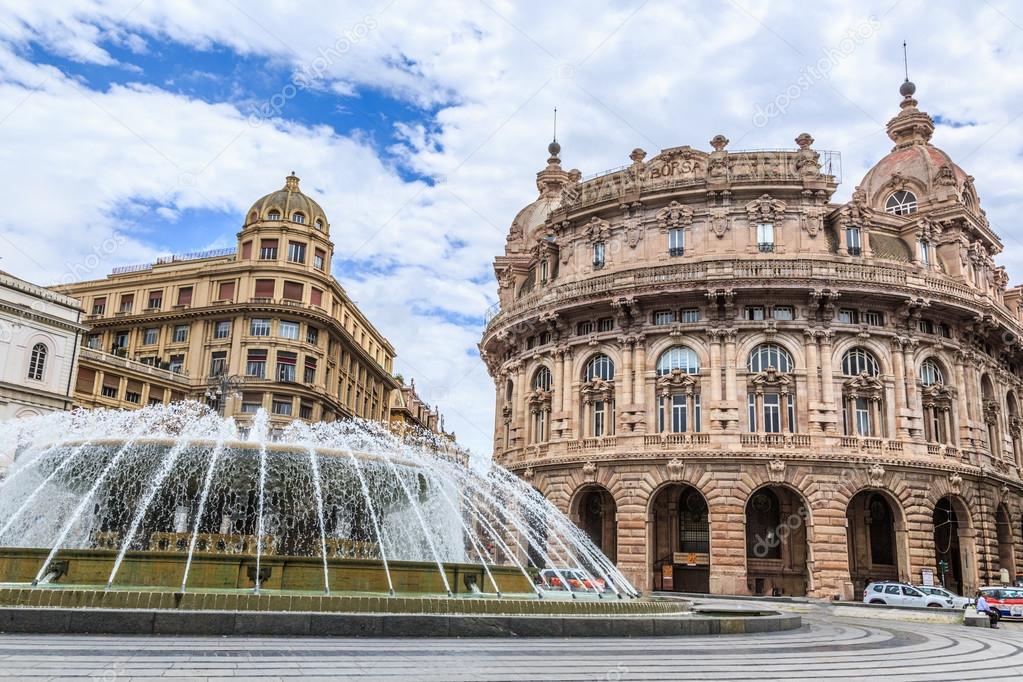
[204,374,244,415]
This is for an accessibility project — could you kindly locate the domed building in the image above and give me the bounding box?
[480,82,1023,599]
[55,174,402,432]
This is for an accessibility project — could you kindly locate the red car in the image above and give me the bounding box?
[979,586,1023,620]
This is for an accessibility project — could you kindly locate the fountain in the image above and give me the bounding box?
[0,404,799,636]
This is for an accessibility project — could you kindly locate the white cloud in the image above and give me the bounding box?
[2,1,1023,459]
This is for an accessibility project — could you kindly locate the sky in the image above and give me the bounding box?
[1,1,1022,459]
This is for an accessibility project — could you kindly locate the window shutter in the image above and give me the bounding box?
[218,281,236,301]
[177,287,193,306]
[283,281,303,301]
[126,379,143,393]
[241,241,252,259]
[310,288,323,306]
[102,374,121,389]
[254,279,275,298]
[75,368,96,393]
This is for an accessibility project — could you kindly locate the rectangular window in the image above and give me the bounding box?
[757,222,774,251]
[592,242,605,267]
[92,297,106,315]
[593,400,606,437]
[299,402,313,420]
[306,327,319,345]
[214,320,231,339]
[250,318,271,337]
[919,319,935,334]
[304,357,317,383]
[838,309,857,324]
[241,392,263,413]
[125,390,141,404]
[287,241,306,264]
[101,384,118,398]
[210,351,228,377]
[143,328,159,345]
[938,323,951,339]
[669,228,685,256]
[919,240,931,266]
[598,317,614,332]
[168,354,185,374]
[855,396,871,436]
[246,350,267,378]
[577,321,594,335]
[254,279,275,299]
[173,325,188,343]
[310,287,323,307]
[279,321,300,340]
[277,351,297,382]
[763,393,781,433]
[864,311,884,326]
[113,331,129,350]
[846,227,862,255]
[86,334,102,349]
[314,249,325,271]
[272,395,293,416]
[680,308,700,323]
[176,286,193,306]
[139,356,156,366]
[119,294,134,312]
[282,281,303,301]
[539,259,549,283]
[260,239,278,260]
[671,394,688,433]
[539,331,552,345]
[217,281,235,301]
[745,306,765,321]
[147,291,163,309]
[654,310,675,325]
[772,306,794,321]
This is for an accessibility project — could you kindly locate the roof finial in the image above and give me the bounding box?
[284,172,300,192]
[547,107,561,158]
[899,41,916,100]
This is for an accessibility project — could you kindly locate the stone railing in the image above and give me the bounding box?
[80,347,190,384]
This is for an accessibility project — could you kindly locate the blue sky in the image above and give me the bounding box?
[1,1,1023,457]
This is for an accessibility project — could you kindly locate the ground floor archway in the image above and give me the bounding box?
[649,484,709,593]
[846,490,908,594]
[745,485,809,597]
[572,485,617,563]
[995,503,1016,583]
[933,496,972,594]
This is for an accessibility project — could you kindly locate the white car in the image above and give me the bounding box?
[863,581,955,608]
[916,585,971,609]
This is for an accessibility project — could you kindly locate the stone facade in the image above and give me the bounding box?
[54,174,399,431]
[480,82,1023,599]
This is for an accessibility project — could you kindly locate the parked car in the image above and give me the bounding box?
[915,585,971,609]
[537,568,606,592]
[979,586,1023,620]
[863,581,954,608]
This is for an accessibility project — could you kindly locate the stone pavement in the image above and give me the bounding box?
[0,605,1021,681]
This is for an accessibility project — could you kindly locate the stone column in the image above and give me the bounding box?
[803,329,819,405]
[818,331,834,405]
[709,330,723,403]
[724,328,738,402]
[561,349,573,438]
[515,361,527,445]
[633,335,646,405]
[619,336,634,405]
[891,338,909,438]
[954,351,970,444]
[553,348,564,411]
[902,339,919,438]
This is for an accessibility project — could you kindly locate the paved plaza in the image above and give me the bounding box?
[0,605,1021,681]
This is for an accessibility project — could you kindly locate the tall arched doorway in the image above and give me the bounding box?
[846,491,907,594]
[933,496,971,594]
[649,484,709,592]
[995,503,1016,583]
[573,486,617,563]
[745,486,809,597]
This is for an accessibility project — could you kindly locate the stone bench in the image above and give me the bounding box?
[964,612,992,628]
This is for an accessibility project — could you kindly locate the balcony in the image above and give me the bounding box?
[839,436,902,453]
[739,433,810,448]
[757,242,775,253]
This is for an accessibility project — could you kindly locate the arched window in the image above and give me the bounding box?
[533,366,552,391]
[291,212,305,224]
[584,354,615,381]
[747,344,793,373]
[842,348,879,376]
[919,359,944,386]
[315,218,324,231]
[27,343,47,381]
[656,346,700,375]
[885,190,918,216]
[267,210,281,221]
[747,344,795,433]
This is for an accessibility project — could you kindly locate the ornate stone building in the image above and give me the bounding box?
[480,81,1023,599]
[55,174,400,431]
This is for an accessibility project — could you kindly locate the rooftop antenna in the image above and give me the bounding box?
[553,107,558,142]
[902,41,909,82]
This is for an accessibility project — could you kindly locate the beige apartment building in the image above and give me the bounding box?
[54,174,399,430]
[481,80,1023,599]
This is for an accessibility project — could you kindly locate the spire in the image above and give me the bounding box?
[284,172,300,192]
[547,107,561,161]
[885,42,933,150]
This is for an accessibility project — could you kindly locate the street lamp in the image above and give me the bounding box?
[204,374,244,415]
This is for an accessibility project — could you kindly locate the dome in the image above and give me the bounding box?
[510,193,562,245]
[245,173,329,229]
[857,84,978,214]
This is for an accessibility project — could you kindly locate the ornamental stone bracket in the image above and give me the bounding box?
[949,472,963,494]
[867,463,886,487]
[581,460,597,482]
[666,457,685,480]
[767,458,786,482]
[522,466,535,482]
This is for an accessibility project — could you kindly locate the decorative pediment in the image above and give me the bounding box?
[526,389,553,411]
[583,216,610,244]
[580,378,614,403]
[745,194,787,223]
[656,200,694,230]
[1009,415,1022,436]
[920,382,955,409]
[501,403,512,422]
[748,367,792,394]
[983,398,1000,425]
[656,369,700,396]
[843,372,884,401]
